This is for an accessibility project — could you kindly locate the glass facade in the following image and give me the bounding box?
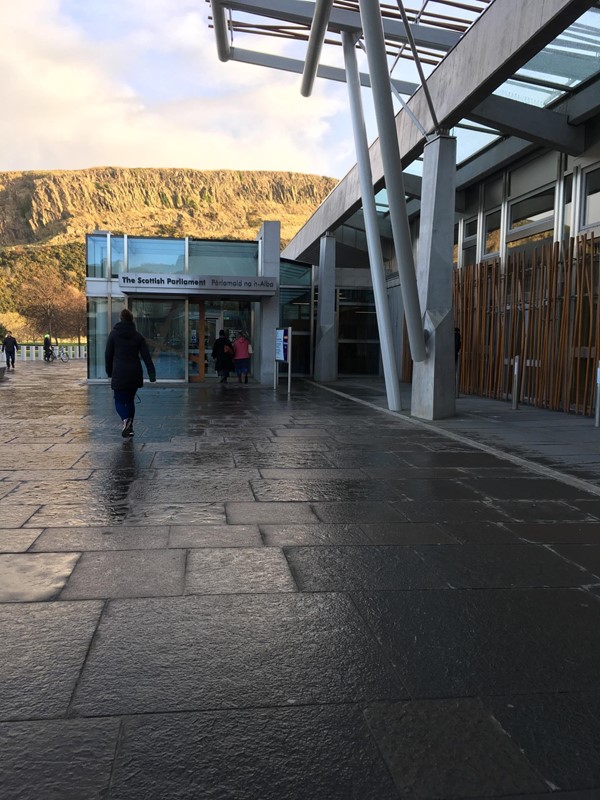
[87,298,109,379]
[111,237,125,277]
[279,260,313,376]
[338,289,379,375]
[128,238,185,274]
[129,298,187,380]
[87,235,108,278]
[188,241,258,276]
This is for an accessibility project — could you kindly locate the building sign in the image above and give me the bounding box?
[118,274,277,296]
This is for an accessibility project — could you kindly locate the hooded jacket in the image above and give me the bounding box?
[105,320,155,391]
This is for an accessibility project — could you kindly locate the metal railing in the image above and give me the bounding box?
[16,345,87,361]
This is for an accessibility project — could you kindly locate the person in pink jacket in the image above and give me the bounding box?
[232,332,252,384]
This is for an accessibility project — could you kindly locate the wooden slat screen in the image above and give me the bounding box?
[402,234,600,416]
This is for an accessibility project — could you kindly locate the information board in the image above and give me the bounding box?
[275,328,290,363]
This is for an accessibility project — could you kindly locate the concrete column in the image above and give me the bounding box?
[314,233,337,382]
[411,133,457,420]
[256,221,280,385]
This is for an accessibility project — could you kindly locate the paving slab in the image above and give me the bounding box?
[414,543,599,588]
[504,521,600,543]
[484,692,600,792]
[124,502,227,526]
[0,505,42,528]
[0,600,103,720]
[0,529,43,553]
[360,522,460,545]
[351,588,600,696]
[185,547,297,594]
[0,717,119,800]
[0,553,80,601]
[363,698,546,797]
[168,524,261,547]
[311,501,406,523]
[60,549,186,599]
[260,523,370,546]
[226,501,319,524]
[70,593,407,716]
[550,544,600,579]
[492,499,597,522]
[285,546,448,591]
[109,706,400,800]
[31,525,170,551]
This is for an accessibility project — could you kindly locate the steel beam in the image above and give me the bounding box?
[467,95,585,155]
[356,0,425,362]
[210,0,231,61]
[342,31,403,410]
[217,0,460,49]
[301,0,335,97]
[230,47,418,95]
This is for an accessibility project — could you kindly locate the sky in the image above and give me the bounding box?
[0,0,366,179]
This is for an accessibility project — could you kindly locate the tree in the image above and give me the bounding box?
[20,272,86,341]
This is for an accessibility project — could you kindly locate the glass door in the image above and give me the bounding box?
[188,301,203,382]
[204,315,220,379]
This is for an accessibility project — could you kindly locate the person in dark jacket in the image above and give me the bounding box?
[211,329,234,383]
[2,332,19,369]
[43,334,53,362]
[105,309,156,437]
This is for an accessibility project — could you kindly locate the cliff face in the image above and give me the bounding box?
[0,167,338,247]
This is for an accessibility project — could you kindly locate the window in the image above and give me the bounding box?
[87,235,107,278]
[188,241,258,276]
[280,260,311,286]
[510,187,554,230]
[563,174,573,240]
[583,167,600,227]
[462,217,477,267]
[484,210,501,255]
[111,236,125,277]
[128,238,185,274]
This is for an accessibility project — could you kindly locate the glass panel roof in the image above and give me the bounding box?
[492,6,600,108]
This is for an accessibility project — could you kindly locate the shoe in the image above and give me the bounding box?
[121,418,134,438]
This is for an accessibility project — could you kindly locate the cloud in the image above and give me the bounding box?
[0,0,356,177]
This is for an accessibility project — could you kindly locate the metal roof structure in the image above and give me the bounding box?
[207,0,600,264]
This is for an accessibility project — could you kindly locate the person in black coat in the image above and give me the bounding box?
[211,329,234,383]
[105,308,156,437]
[2,332,19,369]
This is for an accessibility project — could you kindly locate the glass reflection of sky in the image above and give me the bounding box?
[493,7,600,108]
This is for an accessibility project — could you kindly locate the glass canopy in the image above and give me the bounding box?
[492,6,600,108]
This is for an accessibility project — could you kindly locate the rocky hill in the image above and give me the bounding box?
[0,167,337,248]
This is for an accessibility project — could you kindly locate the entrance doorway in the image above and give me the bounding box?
[188,301,252,382]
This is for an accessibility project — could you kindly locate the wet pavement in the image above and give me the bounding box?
[2,362,600,799]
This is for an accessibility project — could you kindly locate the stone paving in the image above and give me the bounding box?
[2,361,600,799]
